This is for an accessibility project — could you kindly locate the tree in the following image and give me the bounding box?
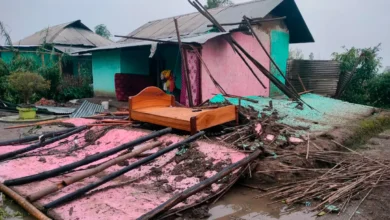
[289,48,304,60]
[205,0,233,9]
[0,21,13,48]
[332,45,381,105]
[94,24,111,39]
[366,71,390,108]
[309,52,314,60]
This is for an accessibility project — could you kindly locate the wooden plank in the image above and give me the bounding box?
[196,105,236,131]
[129,87,175,110]
[131,111,191,131]
[135,107,213,121]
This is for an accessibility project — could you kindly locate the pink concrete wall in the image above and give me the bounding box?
[201,30,270,101]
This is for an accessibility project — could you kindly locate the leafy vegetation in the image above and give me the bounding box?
[8,72,50,104]
[0,59,9,98]
[0,54,93,103]
[56,75,93,102]
[204,0,233,9]
[94,24,111,39]
[366,71,390,108]
[332,45,388,108]
[38,64,61,100]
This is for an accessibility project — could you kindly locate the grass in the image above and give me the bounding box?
[344,112,390,148]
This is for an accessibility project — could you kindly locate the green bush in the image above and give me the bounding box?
[366,72,390,108]
[56,75,93,102]
[0,59,9,98]
[333,46,381,105]
[8,56,39,73]
[8,72,50,104]
[38,65,61,100]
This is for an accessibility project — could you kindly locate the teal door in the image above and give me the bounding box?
[270,30,289,97]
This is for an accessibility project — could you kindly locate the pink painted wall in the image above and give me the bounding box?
[201,30,271,101]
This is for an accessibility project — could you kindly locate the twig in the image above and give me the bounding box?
[348,170,385,220]
[332,140,390,168]
[306,133,310,160]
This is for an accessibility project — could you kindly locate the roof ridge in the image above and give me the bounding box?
[49,20,87,43]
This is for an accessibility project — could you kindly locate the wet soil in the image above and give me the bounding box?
[171,145,216,178]
[207,186,315,220]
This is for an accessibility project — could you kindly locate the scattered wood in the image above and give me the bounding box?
[255,151,390,212]
[100,119,131,124]
[4,119,65,129]
[87,123,131,127]
[137,149,261,220]
[0,183,51,220]
[27,141,162,202]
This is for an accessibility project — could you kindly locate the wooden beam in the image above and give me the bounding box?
[174,18,194,107]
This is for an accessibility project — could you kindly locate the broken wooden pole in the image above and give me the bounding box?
[0,183,51,220]
[243,16,298,94]
[87,123,131,127]
[0,126,88,162]
[137,149,261,220]
[27,141,162,202]
[189,0,303,103]
[174,18,194,107]
[4,128,172,186]
[0,127,77,147]
[43,131,205,209]
[4,119,66,129]
[189,45,227,95]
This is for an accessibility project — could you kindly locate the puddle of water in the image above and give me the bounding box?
[208,186,315,220]
[1,195,35,220]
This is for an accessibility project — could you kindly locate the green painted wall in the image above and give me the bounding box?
[92,50,121,96]
[270,30,290,97]
[121,48,150,75]
[0,48,59,67]
[90,45,183,97]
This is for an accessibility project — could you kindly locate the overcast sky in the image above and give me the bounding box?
[1,0,389,68]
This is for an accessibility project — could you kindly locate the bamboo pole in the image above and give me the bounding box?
[100,119,131,124]
[4,128,172,186]
[137,149,261,220]
[27,141,162,202]
[0,126,88,161]
[87,123,131,127]
[174,18,193,107]
[43,132,204,209]
[0,183,51,220]
[4,119,66,129]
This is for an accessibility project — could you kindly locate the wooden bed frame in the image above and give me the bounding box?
[128,87,237,134]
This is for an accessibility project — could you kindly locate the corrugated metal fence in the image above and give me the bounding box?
[287,60,341,96]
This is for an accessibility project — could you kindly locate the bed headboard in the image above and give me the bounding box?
[128,86,175,111]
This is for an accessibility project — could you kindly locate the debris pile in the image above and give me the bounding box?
[256,150,390,217]
[218,103,306,154]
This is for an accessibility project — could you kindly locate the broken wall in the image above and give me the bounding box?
[201,30,271,101]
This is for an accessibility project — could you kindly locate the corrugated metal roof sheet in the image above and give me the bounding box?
[14,20,113,48]
[287,60,341,96]
[54,45,91,54]
[119,0,282,44]
[75,32,229,54]
[36,106,76,115]
[71,101,104,118]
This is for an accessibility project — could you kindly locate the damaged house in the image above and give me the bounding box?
[0,20,112,75]
[76,0,313,104]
